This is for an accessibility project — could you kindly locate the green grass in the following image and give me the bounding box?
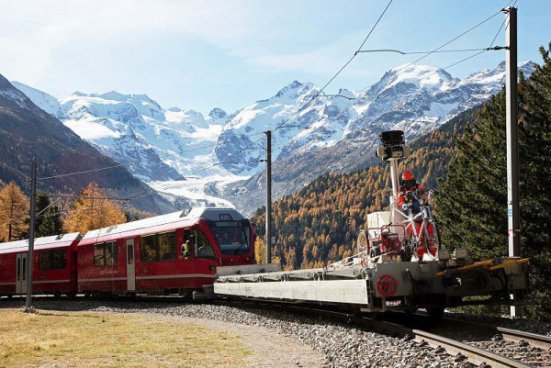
[0,309,252,368]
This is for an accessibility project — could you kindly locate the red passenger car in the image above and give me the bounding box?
[0,233,81,297]
[77,207,255,295]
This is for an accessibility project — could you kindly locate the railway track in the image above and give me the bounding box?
[498,326,551,350]
[412,329,531,368]
[266,304,538,368]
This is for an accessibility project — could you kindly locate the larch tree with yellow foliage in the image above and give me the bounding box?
[0,182,30,241]
[64,182,126,233]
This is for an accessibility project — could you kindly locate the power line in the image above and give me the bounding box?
[273,0,394,132]
[47,193,143,201]
[357,47,505,55]
[394,6,507,74]
[38,164,125,181]
[355,0,395,53]
[413,7,515,82]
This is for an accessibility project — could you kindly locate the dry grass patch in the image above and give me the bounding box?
[0,309,252,368]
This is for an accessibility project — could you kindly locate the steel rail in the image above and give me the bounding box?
[442,316,551,351]
[498,326,551,350]
[247,303,532,368]
[412,329,530,368]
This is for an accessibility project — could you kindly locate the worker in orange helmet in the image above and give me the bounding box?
[397,170,437,258]
[397,170,424,214]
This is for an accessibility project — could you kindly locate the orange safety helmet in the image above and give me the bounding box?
[401,170,415,181]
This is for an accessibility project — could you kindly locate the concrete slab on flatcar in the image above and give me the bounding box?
[215,279,370,305]
[217,263,281,276]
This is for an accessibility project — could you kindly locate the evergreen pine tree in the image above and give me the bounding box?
[35,193,63,237]
[516,45,551,319]
[437,93,509,258]
[437,44,551,319]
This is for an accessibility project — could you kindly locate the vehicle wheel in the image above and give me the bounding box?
[427,307,444,320]
[357,231,369,255]
[179,289,192,300]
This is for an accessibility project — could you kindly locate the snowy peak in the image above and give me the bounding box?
[273,80,309,100]
[368,64,457,96]
[1,79,52,113]
[208,107,227,123]
[461,60,536,87]
[11,81,63,117]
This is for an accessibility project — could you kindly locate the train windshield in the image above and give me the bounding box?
[207,219,251,255]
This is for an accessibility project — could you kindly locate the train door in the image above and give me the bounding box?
[15,253,27,294]
[126,239,136,291]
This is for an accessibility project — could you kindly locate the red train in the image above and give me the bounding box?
[0,207,256,298]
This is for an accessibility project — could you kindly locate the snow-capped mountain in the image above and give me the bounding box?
[217,61,535,213]
[214,61,534,179]
[1,76,175,215]
[13,60,535,214]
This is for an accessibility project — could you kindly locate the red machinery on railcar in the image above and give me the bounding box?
[77,207,255,296]
[0,233,81,297]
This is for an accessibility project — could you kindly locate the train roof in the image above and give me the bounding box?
[0,233,81,255]
[79,207,245,245]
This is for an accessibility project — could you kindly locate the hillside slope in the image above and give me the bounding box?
[0,74,174,214]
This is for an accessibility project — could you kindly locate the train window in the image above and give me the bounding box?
[93,242,117,267]
[159,232,176,261]
[38,248,67,271]
[195,230,215,259]
[141,235,157,263]
[141,231,176,262]
[208,219,251,256]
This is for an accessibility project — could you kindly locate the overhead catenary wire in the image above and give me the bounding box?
[392,4,511,74]
[273,0,395,132]
[38,164,125,181]
[357,46,506,55]
[410,5,515,83]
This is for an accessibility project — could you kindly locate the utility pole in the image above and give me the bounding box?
[505,6,520,258]
[505,6,519,317]
[25,158,37,313]
[265,130,272,264]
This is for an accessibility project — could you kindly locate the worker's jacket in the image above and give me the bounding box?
[397,184,424,215]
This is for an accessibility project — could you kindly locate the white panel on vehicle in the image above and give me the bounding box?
[367,211,391,237]
[215,279,370,305]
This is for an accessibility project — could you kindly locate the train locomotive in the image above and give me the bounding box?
[214,130,530,317]
[0,207,256,298]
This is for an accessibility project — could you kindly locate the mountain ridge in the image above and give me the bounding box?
[0,75,175,215]
[12,61,536,214]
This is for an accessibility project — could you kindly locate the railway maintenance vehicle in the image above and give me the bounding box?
[214,130,530,317]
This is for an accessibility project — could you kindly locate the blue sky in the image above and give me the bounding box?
[0,0,549,114]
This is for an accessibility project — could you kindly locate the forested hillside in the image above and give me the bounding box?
[253,107,477,270]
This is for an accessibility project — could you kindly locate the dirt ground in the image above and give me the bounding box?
[153,314,326,368]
